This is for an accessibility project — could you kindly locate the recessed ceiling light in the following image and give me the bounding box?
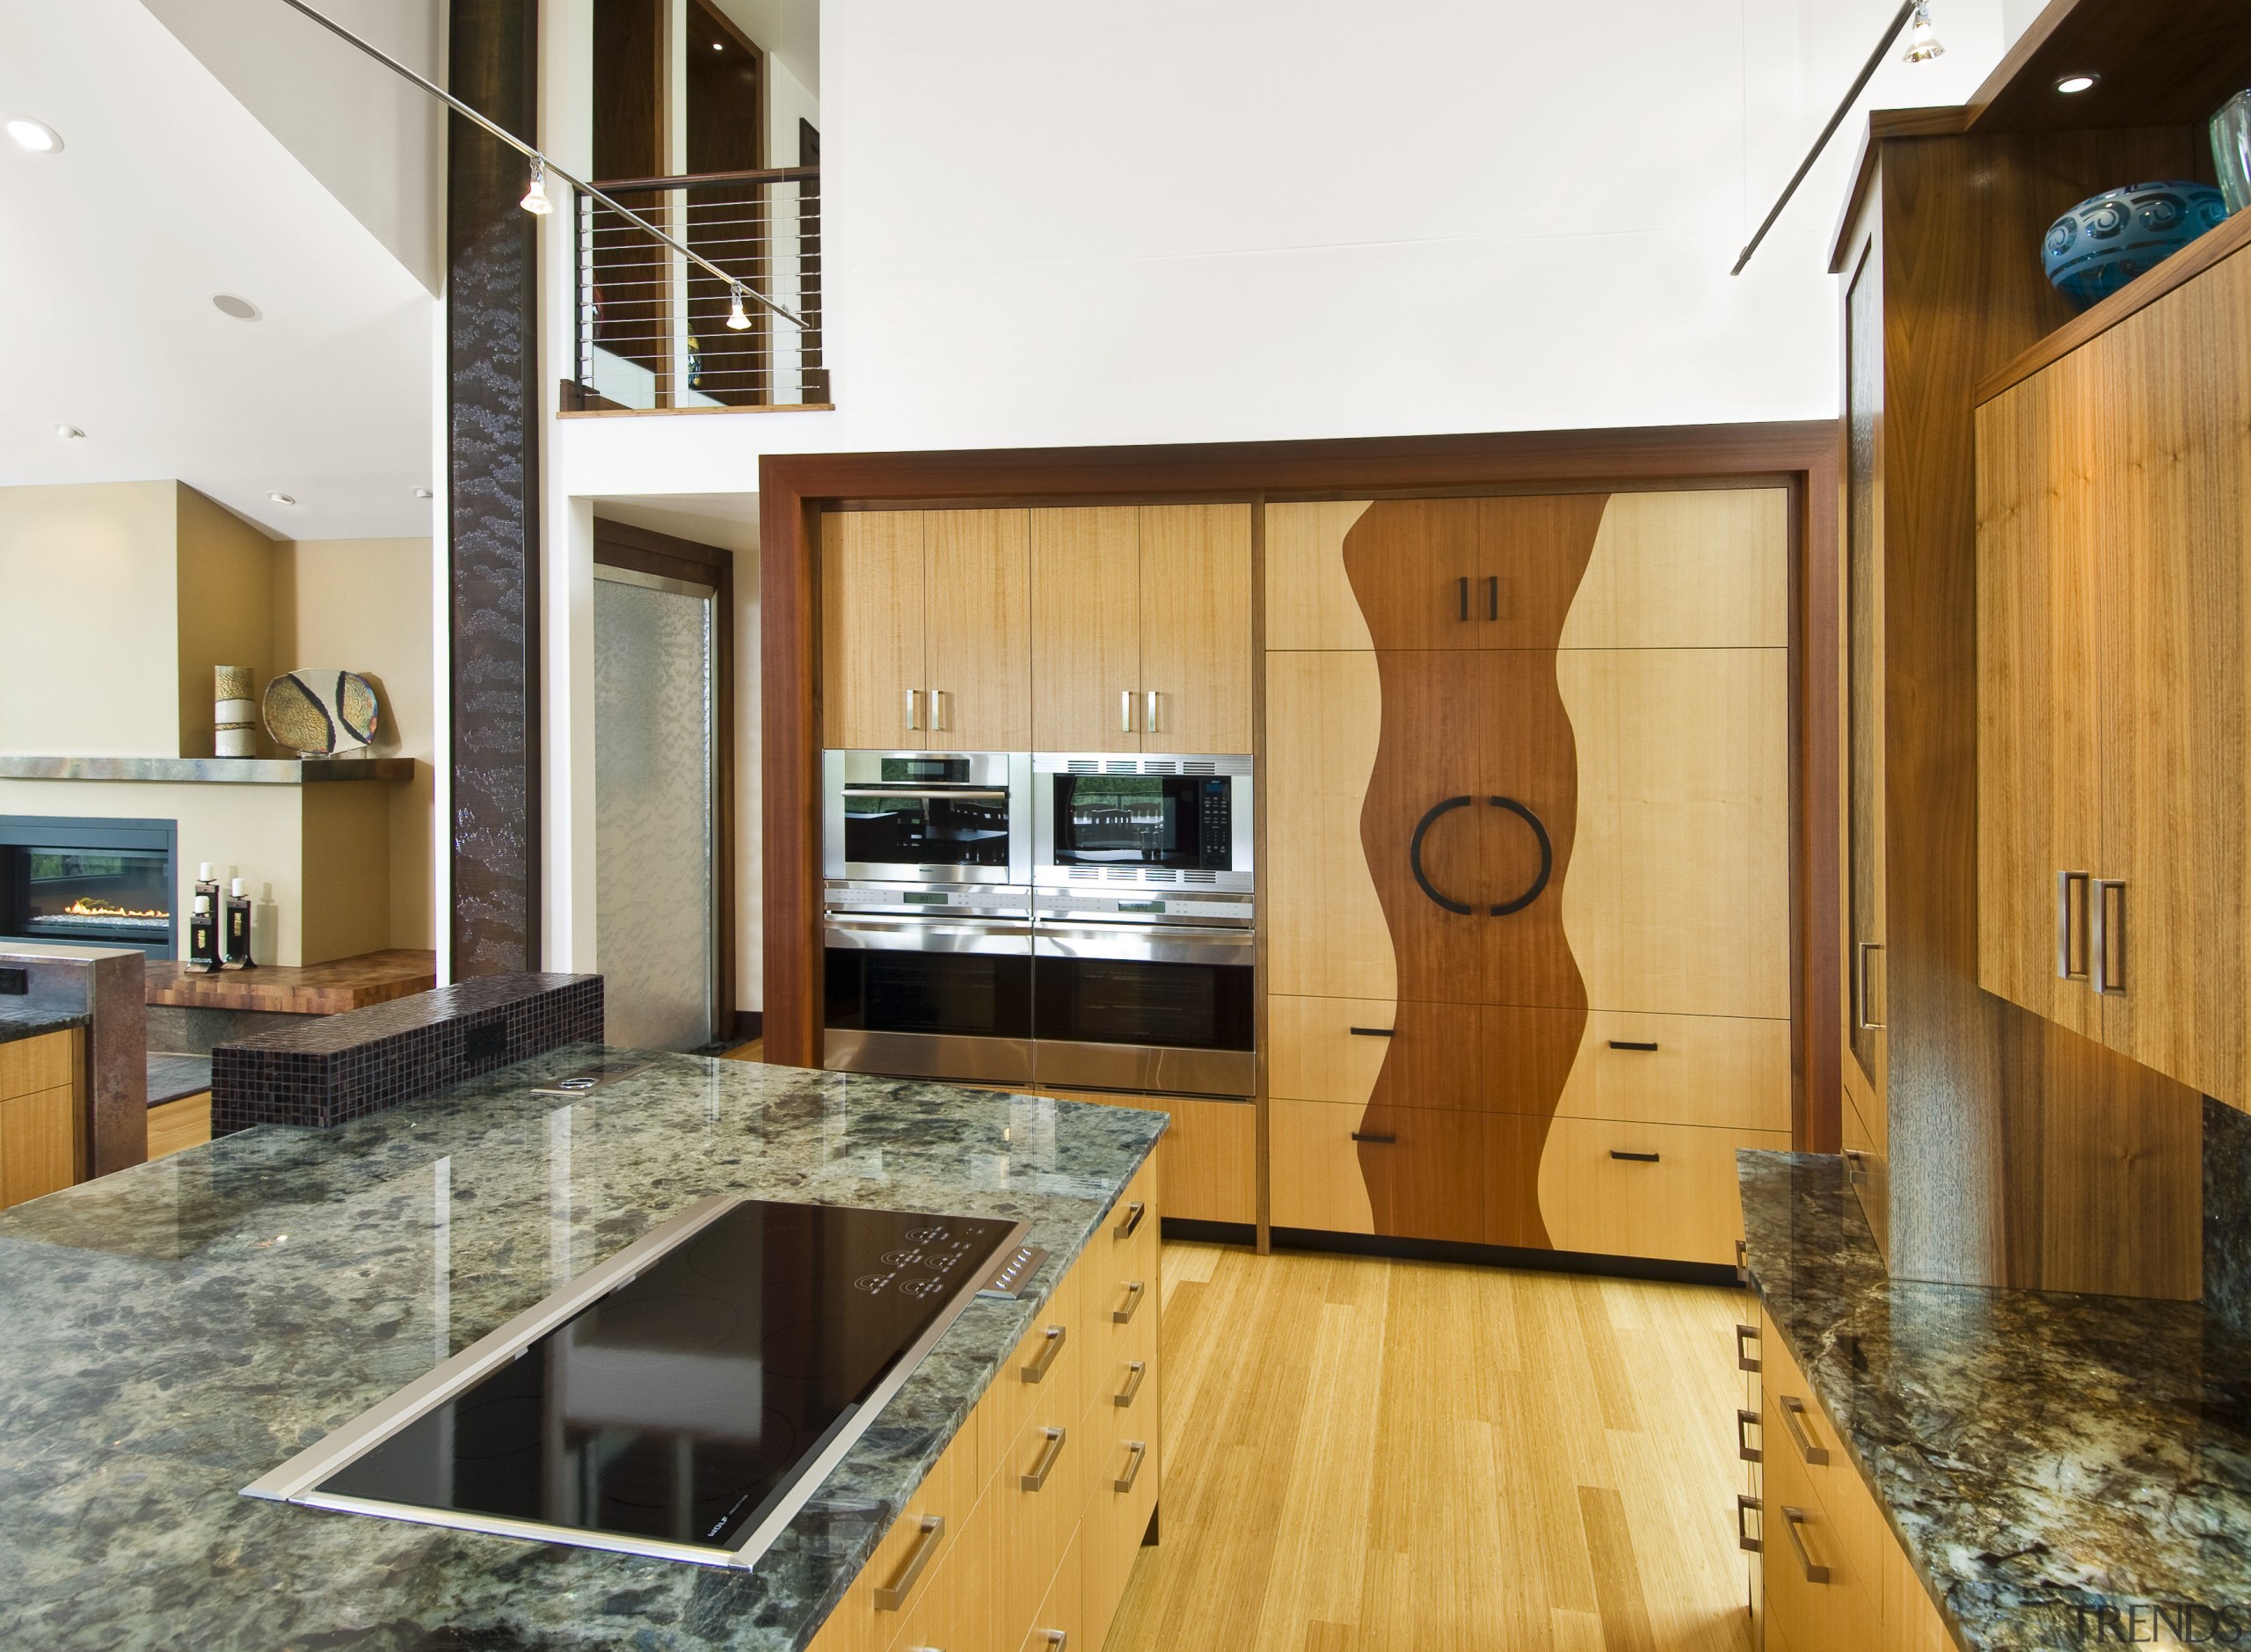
[711,40,723,50]
[5,118,62,153]
[412,487,434,499]
[212,294,261,321]
[2056,73,2099,94]
[267,491,295,506]
[55,423,84,440]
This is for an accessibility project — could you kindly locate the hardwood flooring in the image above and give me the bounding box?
[1108,1242,1753,1652]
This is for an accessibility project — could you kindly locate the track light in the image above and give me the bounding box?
[1903,4,1944,62]
[725,283,753,331]
[520,156,553,215]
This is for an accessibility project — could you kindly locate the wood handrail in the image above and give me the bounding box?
[587,165,819,193]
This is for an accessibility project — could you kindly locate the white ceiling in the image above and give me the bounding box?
[594,493,759,556]
[0,0,435,541]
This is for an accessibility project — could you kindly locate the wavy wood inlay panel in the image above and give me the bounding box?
[1341,496,1606,1247]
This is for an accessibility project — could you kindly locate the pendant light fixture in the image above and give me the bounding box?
[725,283,753,331]
[1903,4,1944,62]
[520,156,553,215]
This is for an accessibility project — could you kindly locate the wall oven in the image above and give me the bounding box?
[824,751,1031,888]
[1031,890,1256,1097]
[1034,753,1252,893]
[822,888,1034,1087]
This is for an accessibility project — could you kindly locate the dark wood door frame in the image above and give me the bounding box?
[761,422,1843,1150]
[593,516,740,1039]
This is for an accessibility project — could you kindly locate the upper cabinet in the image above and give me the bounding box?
[1978,237,2251,1108]
[1031,504,1253,755]
[823,509,1031,751]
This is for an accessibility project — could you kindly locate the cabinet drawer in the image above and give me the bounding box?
[1758,1307,1844,1484]
[1556,1013,1790,1132]
[982,1266,1084,1489]
[994,1408,1092,1639]
[1762,1394,1882,1652]
[1018,1517,1085,1652]
[818,1403,982,1652]
[0,1030,76,1103]
[1082,1408,1161,1647]
[0,1084,78,1211]
[1269,1097,1483,1243]
[1535,1118,1787,1265]
[1053,1093,1250,1226]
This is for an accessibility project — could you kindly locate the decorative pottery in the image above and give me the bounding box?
[2043,181,2229,310]
[263,669,380,757]
[2213,89,2251,214]
[213,665,257,758]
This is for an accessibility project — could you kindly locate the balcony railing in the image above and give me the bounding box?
[572,165,825,411]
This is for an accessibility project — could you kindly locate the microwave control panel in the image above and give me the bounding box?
[1198,779,1232,868]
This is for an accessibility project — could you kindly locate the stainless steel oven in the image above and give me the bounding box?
[822,886,1034,1086]
[1031,891,1256,1097]
[824,751,1031,887]
[1033,753,1252,894]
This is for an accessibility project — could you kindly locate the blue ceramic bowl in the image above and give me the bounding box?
[2043,181,2229,309]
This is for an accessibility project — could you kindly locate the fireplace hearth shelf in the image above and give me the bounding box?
[0,757,415,786]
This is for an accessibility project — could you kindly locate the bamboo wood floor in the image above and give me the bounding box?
[1105,1241,1755,1652]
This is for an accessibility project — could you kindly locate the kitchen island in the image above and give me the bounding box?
[0,1049,1164,1651]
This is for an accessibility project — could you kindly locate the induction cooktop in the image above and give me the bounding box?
[243,1197,1035,1568]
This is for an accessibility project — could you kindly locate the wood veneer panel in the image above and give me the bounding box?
[1264,651,1393,1002]
[1560,489,1789,651]
[146,1092,213,1161]
[1963,0,2251,135]
[0,1084,76,1209]
[1031,507,1140,753]
[1264,501,1375,650]
[143,950,438,1015]
[1549,1013,1792,1134]
[925,509,1032,751]
[0,1030,76,1101]
[1139,505,1253,754]
[1534,1118,1786,1267]
[820,510,925,750]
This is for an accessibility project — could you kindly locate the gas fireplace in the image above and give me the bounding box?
[0,816,178,958]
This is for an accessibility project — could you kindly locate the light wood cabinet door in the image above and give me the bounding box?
[1139,505,1252,753]
[1265,651,1394,1001]
[0,1085,76,1210]
[926,509,1033,752]
[1533,1117,1787,1266]
[822,510,928,750]
[1031,507,1141,753]
[1269,1096,1482,1242]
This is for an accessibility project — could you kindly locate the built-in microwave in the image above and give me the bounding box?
[823,751,1031,887]
[1032,753,1253,894]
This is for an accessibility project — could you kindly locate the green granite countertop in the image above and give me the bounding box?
[0,1001,89,1046]
[1739,1150,2251,1651]
[0,1048,1163,1651]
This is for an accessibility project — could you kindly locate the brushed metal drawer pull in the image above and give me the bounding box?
[1038,1634,1067,1649]
[1844,1147,1869,1187]
[1781,1504,1831,1583]
[1113,1280,1146,1324]
[873,1515,945,1611]
[1351,1132,1397,1144]
[1146,689,1162,735]
[2091,877,2126,995]
[1115,1439,1147,1493]
[1608,1039,1659,1052]
[1022,1325,1066,1383]
[1114,1200,1147,1241]
[1348,1026,1395,1037]
[1021,1426,1067,1491]
[1610,1150,1660,1163]
[2057,869,2090,980]
[1736,1408,1762,1464]
[1736,1493,1761,1554]
[930,688,949,731]
[1735,1322,1760,1373]
[904,688,921,731]
[1734,1237,1750,1286]
[1120,688,1135,733]
[1114,1359,1147,1408]
[1778,1394,1829,1465]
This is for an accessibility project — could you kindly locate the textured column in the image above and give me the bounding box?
[447,0,542,976]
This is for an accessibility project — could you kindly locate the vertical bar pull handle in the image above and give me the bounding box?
[1736,1408,1762,1463]
[1735,1322,1761,1372]
[1855,941,1886,1031]
[905,688,921,731]
[1781,1506,1832,1583]
[1736,1494,1762,1554]
[2057,870,2090,980]
[1458,576,1470,621]
[1486,574,1499,621]
[1146,689,1162,734]
[872,1516,945,1611]
[930,688,948,732]
[1120,689,1135,733]
[2091,878,2126,995]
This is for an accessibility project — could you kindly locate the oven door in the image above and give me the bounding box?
[823,914,1033,1085]
[823,752,1030,886]
[1032,921,1256,1097]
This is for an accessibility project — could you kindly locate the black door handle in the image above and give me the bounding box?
[1457,576,1469,622]
[1408,795,1554,916]
[1348,1026,1396,1037]
[1610,1150,1661,1163]
[1486,574,1499,621]
[1608,1040,1660,1052]
[1351,1132,1398,1144]
[1409,796,1477,913]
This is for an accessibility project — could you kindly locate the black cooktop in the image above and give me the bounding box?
[312,1200,1022,1554]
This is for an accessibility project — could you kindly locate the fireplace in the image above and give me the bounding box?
[0,815,178,958]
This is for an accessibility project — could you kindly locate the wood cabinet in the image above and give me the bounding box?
[823,509,1031,751]
[1059,1090,1255,1226]
[1978,235,2251,1110]
[0,1030,81,1211]
[806,1156,1162,1652]
[1031,504,1253,755]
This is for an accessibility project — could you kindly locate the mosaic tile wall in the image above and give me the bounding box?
[210,973,602,1133]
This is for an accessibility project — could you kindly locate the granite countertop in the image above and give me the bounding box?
[0,1001,90,1046]
[1739,1151,2251,1651]
[0,1049,1163,1652]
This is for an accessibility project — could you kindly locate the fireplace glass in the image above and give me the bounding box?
[0,817,178,958]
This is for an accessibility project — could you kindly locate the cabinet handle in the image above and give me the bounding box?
[1114,1359,1147,1408]
[1486,574,1499,621]
[1038,1634,1068,1650]
[872,1515,945,1611]
[1778,1394,1829,1465]
[1021,1426,1067,1490]
[1736,1493,1762,1554]
[2057,870,2090,980]
[1735,1236,1750,1286]
[1458,576,1470,622]
[1844,1147,1869,1187]
[1114,1200,1147,1240]
[1113,1280,1146,1324]
[1781,1505,1831,1583]
[1351,1131,1397,1144]
[1145,689,1162,734]
[1610,1149,1660,1163]
[1736,1408,1762,1464]
[1855,941,1886,1031]
[2091,878,2126,995]
[1348,1026,1395,1037]
[1735,1322,1760,1372]
[1114,1439,1148,1493]
[930,688,948,731]
[904,688,921,731]
[1608,1040,1660,1052]
[1120,689,1136,733]
[1021,1324,1066,1383]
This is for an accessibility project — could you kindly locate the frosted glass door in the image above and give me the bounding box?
[595,571,718,1050]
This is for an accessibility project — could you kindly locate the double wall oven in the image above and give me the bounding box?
[822,751,1255,1097]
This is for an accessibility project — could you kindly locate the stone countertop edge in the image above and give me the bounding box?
[0,1050,1165,1652]
[1736,1148,2251,1652]
[0,1006,91,1046]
